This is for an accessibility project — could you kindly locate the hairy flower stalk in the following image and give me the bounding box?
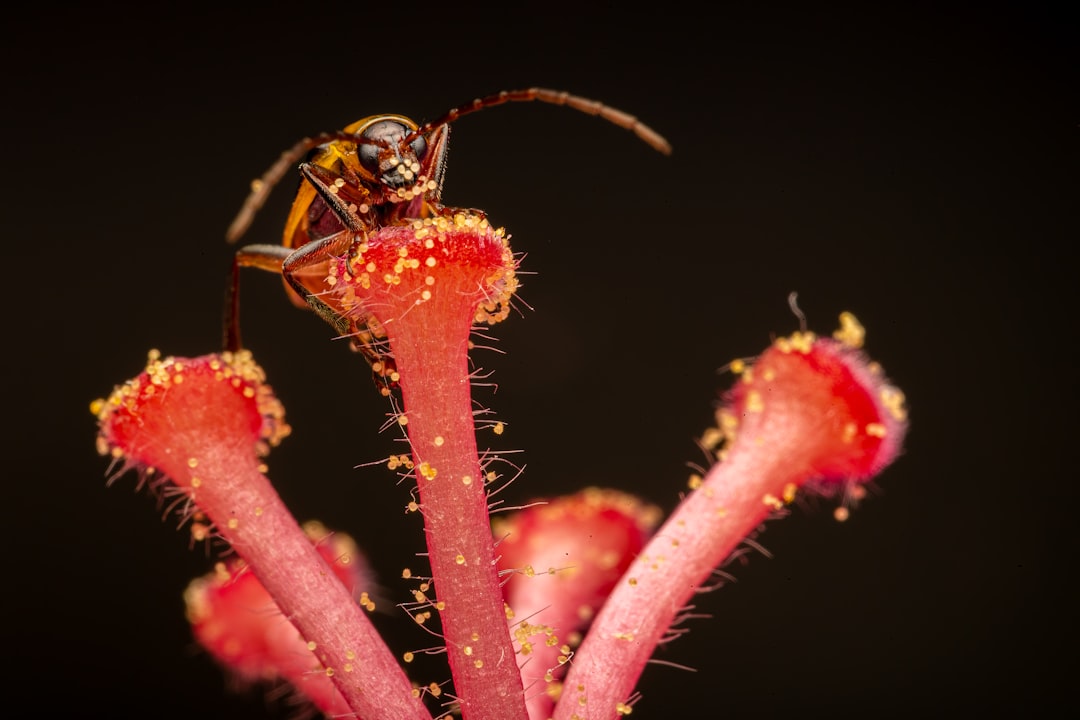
[329,213,526,719]
[553,316,908,720]
[93,351,429,720]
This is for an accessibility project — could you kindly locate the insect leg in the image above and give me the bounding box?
[226,244,292,352]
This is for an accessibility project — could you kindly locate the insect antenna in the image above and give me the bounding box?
[410,87,673,156]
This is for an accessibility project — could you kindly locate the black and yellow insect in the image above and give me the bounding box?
[225,88,671,382]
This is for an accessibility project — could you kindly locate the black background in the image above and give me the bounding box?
[6,3,1076,718]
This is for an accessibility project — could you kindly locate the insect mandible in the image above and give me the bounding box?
[224,87,672,384]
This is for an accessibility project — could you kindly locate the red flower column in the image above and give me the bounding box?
[94,351,429,720]
[330,213,527,719]
[553,316,909,720]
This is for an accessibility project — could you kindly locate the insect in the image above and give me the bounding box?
[225,87,671,384]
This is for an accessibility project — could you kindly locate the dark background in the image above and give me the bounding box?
[6,3,1075,718]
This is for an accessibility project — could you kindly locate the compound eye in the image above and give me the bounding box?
[409,134,427,160]
[357,120,409,173]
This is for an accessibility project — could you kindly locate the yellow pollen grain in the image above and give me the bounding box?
[403,651,415,663]
[471,632,480,641]
[406,501,419,513]
[366,261,376,273]
[242,386,255,398]
[429,682,442,697]
[616,702,634,715]
[420,289,432,301]
[628,577,637,586]
[688,474,702,490]
[398,414,409,426]
[493,422,504,435]
[834,507,851,522]
[461,475,473,486]
[425,256,437,267]
[190,477,202,488]
[307,641,317,651]
[344,663,353,673]
[763,494,784,510]
[456,554,466,565]
[842,422,858,443]
[187,458,198,469]
[425,275,435,285]
[463,645,473,656]
[730,358,745,374]
[613,631,634,641]
[325,667,335,678]
[782,483,798,503]
[866,422,887,438]
[881,386,909,422]
[474,659,484,668]
[227,518,239,529]
[833,311,866,348]
[433,435,444,447]
[402,568,412,579]
[745,390,764,413]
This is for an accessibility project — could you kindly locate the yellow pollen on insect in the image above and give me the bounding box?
[403,651,415,663]
[429,682,441,697]
[687,474,702,490]
[190,477,202,488]
[474,659,484,668]
[425,256,437,267]
[325,667,335,678]
[365,261,376,273]
[433,435,444,447]
[783,483,798,503]
[763,494,784,510]
[461,475,473,486]
[463,645,473,656]
[307,641,317,651]
[455,554,466,565]
[227,518,239,529]
[493,422,504,435]
[425,275,435,285]
[616,702,634,715]
[187,458,198,469]
[418,462,437,480]
[420,289,432,301]
[398,414,408,426]
[402,568,412,579]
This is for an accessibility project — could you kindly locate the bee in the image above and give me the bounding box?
[225,88,671,383]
